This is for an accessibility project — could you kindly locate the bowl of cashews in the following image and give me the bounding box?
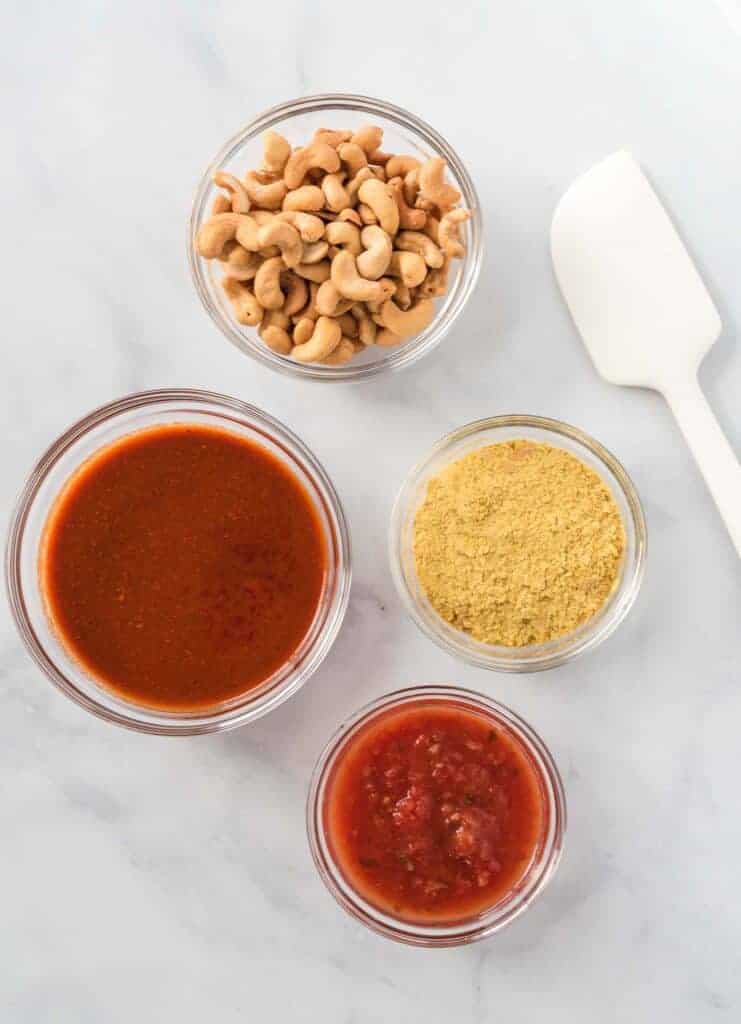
[189,94,482,381]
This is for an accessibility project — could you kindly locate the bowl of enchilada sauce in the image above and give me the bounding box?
[308,687,565,946]
[7,391,350,733]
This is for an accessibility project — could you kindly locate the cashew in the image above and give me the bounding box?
[351,304,377,346]
[335,312,358,339]
[418,157,461,211]
[395,230,444,268]
[291,316,342,363]
[322,172,351,213]
[325,220,362,255]
[260,309,291,333]
[369,165,386,181]
[261,326,293,354]
[213,171,251,213]
[358,203,378,225]
[222,278,263,326]
[356,225,392,280]
[346,166,375,202]
[262,130,291,175]
[251,210,276,226]
[357,179,399,236]
[277,210,325,242]
[254,256,285,310]
[351,125,384,155]
[234,215,262,252]
[212,192,232,215]
[385,155,421,179]
[282,185,325,212]
[244,171,287,210]
[301,240,330,264]
[316,281,354,317]
[338,208,362,226]
[388,176,427,231]
[393,281,413,310]
[388,250,427,287]
[418,258,450,298]
[403,168,420,207]
[256,220,302,268]
[298,281,321,320]
[281,272,308,316]
[331,251,395,303]
[369,148,391,165]
[320,337,355,366]
[376,328,403,347]
[423,214,440,245]
[293,317,315,345]
[438,208,471,259]
[196,213,242,258]
[313,128,352,148]
[293,260,331,283]
[378,297,435,338]
[220,242,260,281]
[284,142,340,190]
[337,142,368,178]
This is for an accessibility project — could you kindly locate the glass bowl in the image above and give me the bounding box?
[307,685,566,946]
[390,415,647,672]
[5,389,351,735]
[188,93,482,382]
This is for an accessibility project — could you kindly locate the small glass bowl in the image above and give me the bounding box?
[5,389,351,735]
[390,415,647,672]
[307,685,566,946]
[188,93,482,382]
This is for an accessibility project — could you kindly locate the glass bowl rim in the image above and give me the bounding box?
[188,92,483,382]
[389,413,647,673]
[306,683,567,947]
[5,387,352,735]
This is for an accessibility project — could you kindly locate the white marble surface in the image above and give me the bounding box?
[2,2,740,1020]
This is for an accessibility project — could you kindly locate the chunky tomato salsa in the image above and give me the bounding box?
[40,424,326,711]
[325,702,544,921]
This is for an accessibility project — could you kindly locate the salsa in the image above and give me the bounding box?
[325,702,544,921]
[40,423,327,711]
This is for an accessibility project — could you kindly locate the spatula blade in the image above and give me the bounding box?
[551,151,721,392]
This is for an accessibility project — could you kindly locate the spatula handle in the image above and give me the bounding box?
[664,378,741,559]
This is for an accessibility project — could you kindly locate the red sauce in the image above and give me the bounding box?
[325,703,544,921]
[40,424,327,711]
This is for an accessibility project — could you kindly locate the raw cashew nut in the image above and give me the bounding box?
[222,278,263,326]
[378,297,435,338]
[351,304,377,346]
[291,316,342,363]
[419,259,450,298]
[395,230,444,268]
[376,328,403,347]
[282,185,325,212]
[313,128,352,148]
[284,142,340,190]
[331,251,395,303]
[337,142,368,178]
[276,210,325,242]
[254,256,285,310]
[320,337,355,366]
[293,317,315,345]
[213,171,251,213]
[244,171,287,210]
[358,203,378,225]
[262,130,291,175]
[356,225,393,280]
[388,176,427,230]
[357,179,399,236]
[346,166,375,202]
[385,155,421,179]
[351,125,384,155]
[256,220,302,268]
[418,157,461,211]
[438,208,471,259]
[220,242,260,281]
[338,208,362,226]
[260,309,291,333]
[316,280,354,317]
[293,260,331,283]
[261,326,292,354]
[335,312,358,339]
[196,213,242,258]
[212,193,232,215]
[234,214,262,252]
[393,281,413,310]
[423,214,441,245]
[281,272,308,316]
[388,250,427,287]
[369,165,386,181]
[301,240,329,264]
[322,172,351,213]
[295,282,320,321]
[325,220,362,255]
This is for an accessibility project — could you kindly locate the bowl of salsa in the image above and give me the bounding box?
[6,389,351,734]
[307,686,566,946]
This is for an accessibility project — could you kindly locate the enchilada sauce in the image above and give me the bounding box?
[326,704,544,921]
[40,424,326,711]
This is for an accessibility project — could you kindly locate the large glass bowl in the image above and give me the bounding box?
[390,415,647,672]
[188,93,482,382]
[5,389,351,735]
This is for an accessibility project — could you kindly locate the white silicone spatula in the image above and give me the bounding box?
[551,150,741,558]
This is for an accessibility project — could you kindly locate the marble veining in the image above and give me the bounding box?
[2,1,740,1021]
